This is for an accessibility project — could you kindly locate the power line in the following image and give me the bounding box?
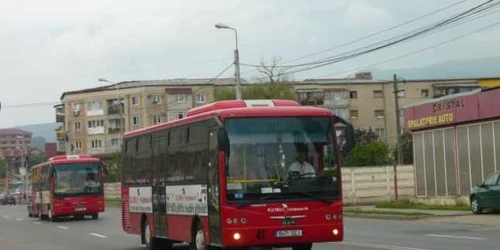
[308,19,500,79]
[239,0,468,76]
[249,0,498,70]
[240,0,499,81]
[272,0,500,76]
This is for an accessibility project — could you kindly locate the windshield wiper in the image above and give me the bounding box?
[296,191,332,205]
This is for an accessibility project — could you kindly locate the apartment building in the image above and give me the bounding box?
[0,128,31,176]
[55,78,237,157]
[0,128,32,157]
[293,72,499,148]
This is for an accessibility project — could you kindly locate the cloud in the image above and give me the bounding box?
[0,0,500,128]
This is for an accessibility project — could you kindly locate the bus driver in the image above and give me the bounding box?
[288,143,316,177]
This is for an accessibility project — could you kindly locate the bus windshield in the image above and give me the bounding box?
[224,117,340,204]
[54,163,102,197]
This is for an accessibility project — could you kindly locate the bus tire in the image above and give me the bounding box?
[38,206,44,220]
[190,220,206,250]
[48,209,56,222]
[142,217,160,250]
[91,213,99,220]
[292,243,313,250]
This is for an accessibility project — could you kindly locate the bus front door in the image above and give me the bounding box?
[152,138,168,238]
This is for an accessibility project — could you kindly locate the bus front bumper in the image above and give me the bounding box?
[221,223,343,248]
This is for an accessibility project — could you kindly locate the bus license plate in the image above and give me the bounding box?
[275,229,302,238]
[75,207,86,211]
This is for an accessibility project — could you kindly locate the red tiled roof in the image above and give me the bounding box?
[0,128,32,136]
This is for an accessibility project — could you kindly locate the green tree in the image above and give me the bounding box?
[393,132,413,164]
[344,140,393,167]
[27,155,44,167]
[103,153,121,182]
[214,82,297,101]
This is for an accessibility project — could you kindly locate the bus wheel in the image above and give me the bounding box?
[292,243,313,250]
[142,219,160,250]
[190,222,205,250]
[91,213,99,220]
[38,207,44,220]
[48,209,54,222]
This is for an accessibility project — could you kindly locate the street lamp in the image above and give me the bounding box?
[98,78,124,149]
[215,22,242,100]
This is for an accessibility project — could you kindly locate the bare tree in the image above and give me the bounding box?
[257,57,287,84]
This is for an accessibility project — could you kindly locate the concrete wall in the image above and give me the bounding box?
[104,165,416,204]
[342,165,414,205]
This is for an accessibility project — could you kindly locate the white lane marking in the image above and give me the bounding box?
[16,218,23,221]
[340,241,432,250]
[57,226,69,229]
[2,216,9,219]
[426,234,487,240]
[90,233,108,238]
[33,221,42,225]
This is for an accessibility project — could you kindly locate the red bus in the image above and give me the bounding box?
[121,99,355,250]
[28,155,105,221]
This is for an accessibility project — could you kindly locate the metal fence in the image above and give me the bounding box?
[413,120,500,197]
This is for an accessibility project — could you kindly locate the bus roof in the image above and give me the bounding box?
[124,100,334,138]
[32,155,101,169]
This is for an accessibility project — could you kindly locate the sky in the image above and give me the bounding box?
[1,0,499,127]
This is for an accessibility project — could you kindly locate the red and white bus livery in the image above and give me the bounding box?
[121,99,355,250]
[28,155,105,221]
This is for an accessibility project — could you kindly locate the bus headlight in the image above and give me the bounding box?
[233,232,241,240]
[333,229,339,235]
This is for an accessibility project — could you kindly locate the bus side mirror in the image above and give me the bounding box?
[333,116,356,154]
[218,127,230,152]
[344,123,355,154]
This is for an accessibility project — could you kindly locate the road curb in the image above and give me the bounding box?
[344,213,433,221]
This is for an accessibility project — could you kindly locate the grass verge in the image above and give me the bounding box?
[375,201,470,211]
[105,198,122,207]
[344,208,433,217]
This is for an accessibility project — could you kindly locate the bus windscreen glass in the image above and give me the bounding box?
[224,117,340,204]
[54,163,102,197]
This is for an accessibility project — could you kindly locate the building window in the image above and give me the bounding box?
[74,121,81,130]
[88,120,104,128]
[111,138,121,146]
[133,116,140,126]
[350,110,359,118]
[151,95,162,104]
[75,141,82,150]
[375,128,385,138]
[131,96,139,105]
[421,89,429,98]
[349,91,358,99]
[153,115,162,124]
[175,94,187,103]
[374,109,385,118]
[373,90,383,98]
[168,111,187,121]
[86,101,103,111]
[90,140,102,149]
[73,103,81,114]
[197,94,205,103]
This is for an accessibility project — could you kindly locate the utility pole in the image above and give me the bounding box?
[215,23,242,100]
[234,47,242,100]
[393,74,404,165]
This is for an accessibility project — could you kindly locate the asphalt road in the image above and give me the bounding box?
[0,204,499,250]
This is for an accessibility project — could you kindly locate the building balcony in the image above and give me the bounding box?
[323,98,349,108]
[56,140,66,152]
[56,127,65,140]
[107,105,123,115]
[108,127,123,134]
